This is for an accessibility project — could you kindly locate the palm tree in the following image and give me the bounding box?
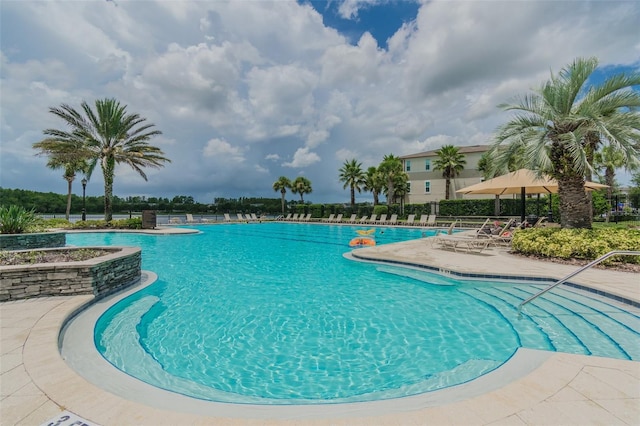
[32,144,88,220]
[338,159,365,208]
[377,154,407,207]
[33,98,170,221]
[594,146,637,222]
[291,176,312,203]
[433,145,466,200]
[272,176,291,214]
[492,57,640,228]
[364,166,383,205]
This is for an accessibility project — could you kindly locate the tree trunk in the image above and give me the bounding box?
[445,178,451,200]
[280,192,286,214]
[103,158,115,222]
[65,178,73,220]
[350,186,355,208]
[558,175,592,229]
[387,179,394,207]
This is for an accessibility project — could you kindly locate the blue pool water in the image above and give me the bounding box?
[67,223,640,404]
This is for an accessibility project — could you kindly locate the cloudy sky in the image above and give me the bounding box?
[1,0,638,204]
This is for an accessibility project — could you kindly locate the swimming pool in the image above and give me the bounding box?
[65,223,640,405]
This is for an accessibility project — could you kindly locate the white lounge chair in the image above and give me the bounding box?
[346,214,357,223]
[302,213,312,221]
[358,215,368,223]
[387,214,398,225]
[378,214,387,224]
[237,213,245,221]
[291,213,299,221]
[282,213,292,221]
[332,213,343,223]
[186,213,196,223]
[323,214,335,223]
[224,213,232,222]
[367,214,378,224]
[405,214,415,226]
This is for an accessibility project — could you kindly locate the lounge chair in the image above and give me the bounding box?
[251,213,259,221]
[186,213,196,223]
[224,213,233,222]
[323,214,335,223]
[434,234,492,253]
[405,214,415,226]
[387,214,398,225]
[367,214,378,224]
[489,219,516,246]
[418,214,430,226]
[302,213,312,221]
[332,213,343,223]
[377,214,387,224]
[346,214,357,223]
[281,213,292,221]
[236,213,245,221]
[291,213,299,221]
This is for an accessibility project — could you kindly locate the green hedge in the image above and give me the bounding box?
[69,218,143,230]
[511,228,640,264]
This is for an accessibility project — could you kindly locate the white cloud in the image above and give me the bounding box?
[283,147,321,168]
[1,0,638,202]
[203,138,245,163]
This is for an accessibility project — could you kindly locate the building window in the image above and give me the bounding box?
[424,181,431,193]
[407,182,411,193]
[425,160,431,171]
[405,160,411,172]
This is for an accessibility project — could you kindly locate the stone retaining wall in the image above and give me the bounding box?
[0,232,66,250]
[0,246,141,302]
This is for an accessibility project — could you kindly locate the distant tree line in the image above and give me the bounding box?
[0,188,319,216]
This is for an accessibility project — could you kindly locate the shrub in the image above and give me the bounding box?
[512,228,640,265]
[0,205,38,234]
[70,218,143,230]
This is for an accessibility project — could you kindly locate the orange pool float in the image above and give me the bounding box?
[349,237,376,247]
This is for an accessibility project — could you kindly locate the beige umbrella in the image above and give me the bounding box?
[456,169,608,222]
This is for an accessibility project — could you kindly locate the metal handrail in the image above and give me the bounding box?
[517,250,640,317]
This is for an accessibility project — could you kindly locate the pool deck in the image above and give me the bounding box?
[1,226,639,425]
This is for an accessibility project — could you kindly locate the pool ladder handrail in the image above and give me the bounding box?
[517,250,640,317]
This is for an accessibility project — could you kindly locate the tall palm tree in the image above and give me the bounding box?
[492,57,640,228]
[378,154,407,207]
[364,166,383,205]
[291,176,312,203]
[32,144,88,220]
[433,145,466,200]
[272,176,291,214]
[33,98,170,221]
[338,159,365,208]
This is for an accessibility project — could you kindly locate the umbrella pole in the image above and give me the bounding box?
[521,187,526,224]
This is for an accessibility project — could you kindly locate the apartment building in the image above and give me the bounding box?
[400,145,490,204]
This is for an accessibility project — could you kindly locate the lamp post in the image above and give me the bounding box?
[81,178,87,221]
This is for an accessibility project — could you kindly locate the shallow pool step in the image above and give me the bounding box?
[462,284,637,361]
[461,287,588,356]
[513,286,640,360]
[459,287,554,351]
[376,266,455,286]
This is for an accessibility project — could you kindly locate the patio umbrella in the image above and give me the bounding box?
[456,169,608,222]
